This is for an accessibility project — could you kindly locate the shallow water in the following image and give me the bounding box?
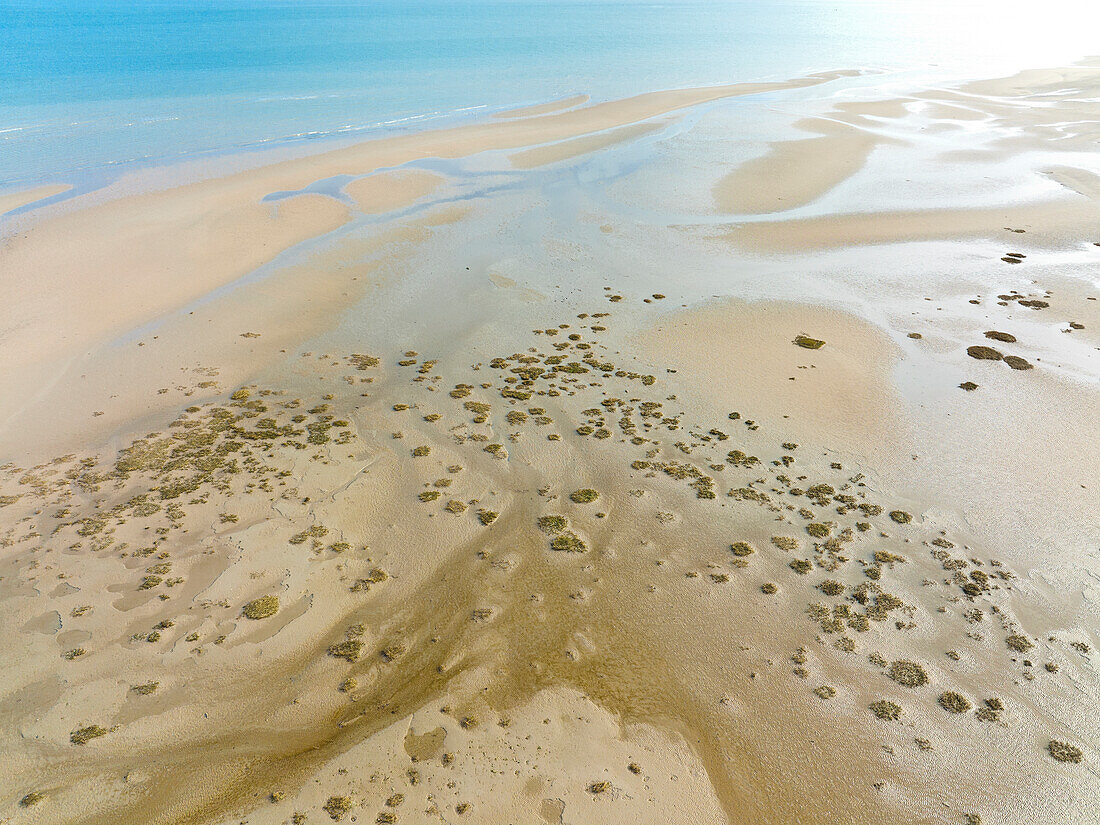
[2,0,1097,187]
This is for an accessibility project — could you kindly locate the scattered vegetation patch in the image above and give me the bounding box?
[323,795,353,821]
[537,515,568,533]
[70,725,108,745]
[569,488,599,504]
[870,700,902,721]
[1048,740,1084,764]
[938,691,972,713]
[818,580,844,596]
[327,639,363,663]
[967,345,1002,361]
[242,595,279,620]
[887,659,929,688]
[550,532,587,553]
[730,541,755,557]
[794,335,826,350]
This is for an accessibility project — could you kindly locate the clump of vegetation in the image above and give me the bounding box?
[1048,740,1083,763]
[806,523,830,538]
[328,639,363,663]
[444,500,467,514]
[1004,355,1033,370]
[550,532,587,553]
[967,345,1002,361]
[1005,633,1033,653]
[412,445,431,457]
[477,509,498,525]
[131,682,159,695]
[569,488,599,504]
[984,330,1016,343]
[289,525,328,545]
[380,643,406,662]
[959,381,979,391]
[19,792,45,807]
[976,697,1003,722]
[419,490,441,502]
[789,559,812,574]
[889,510,912,524]
[730,541,755,557]
[869,700,902,721]
[588,781,611,794]
[818,580,844,596]
[887,659,929,687]
[70,725,108,745]
[794,335,825,350]
[243,595,279,620]
[813,685,836,699]
[726,449,759,467]
[938,691,972,713]
[771,536,798,552]
[537,515,568,533]
[760,583,778,594]
[323,795,352,820]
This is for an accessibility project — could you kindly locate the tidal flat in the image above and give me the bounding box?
[1,61,1098,825]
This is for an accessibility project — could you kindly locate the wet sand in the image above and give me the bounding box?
[1,62,1097,825]
[0,183,71,216]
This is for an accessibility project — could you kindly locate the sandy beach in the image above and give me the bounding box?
[1,57,1097,825]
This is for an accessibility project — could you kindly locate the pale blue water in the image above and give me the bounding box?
[0,0,1095,188]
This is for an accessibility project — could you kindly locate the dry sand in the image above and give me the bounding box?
[1,63,1097,825]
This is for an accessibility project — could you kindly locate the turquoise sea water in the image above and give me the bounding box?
[0,0,1095,187]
